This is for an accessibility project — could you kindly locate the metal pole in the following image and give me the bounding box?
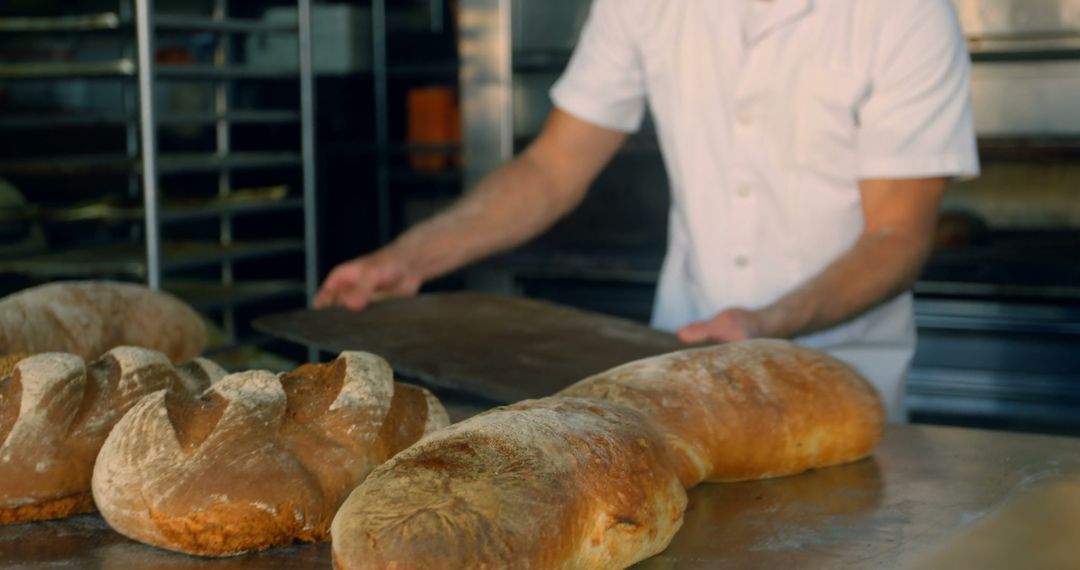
[120,0,140,240]
[134,0,161,290]
[298,0,318,304]
[431,0,444,34]
[213,0,236,342]
[299,0,319,362]
[373,0,391,245]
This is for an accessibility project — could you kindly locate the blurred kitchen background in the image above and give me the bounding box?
[0,0,1077,434]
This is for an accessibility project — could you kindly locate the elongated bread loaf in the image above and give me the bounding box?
[92,351,450,557]
[0,347,225,525]
[331,397,687,570]
[331,339,884,569]
[0,281,206,363]
[560,339,885,486]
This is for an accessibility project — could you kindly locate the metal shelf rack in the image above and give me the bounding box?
[362,0,463,245]
[0,0,318,362]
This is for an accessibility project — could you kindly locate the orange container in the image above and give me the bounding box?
[406,86,461,172]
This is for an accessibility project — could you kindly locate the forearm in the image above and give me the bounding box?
[386,150,585,282]
[758,230,932,339]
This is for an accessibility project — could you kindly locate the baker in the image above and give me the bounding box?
[316,0,980,422]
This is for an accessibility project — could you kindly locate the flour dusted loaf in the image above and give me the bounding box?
[331,339,884,569]
[0,281,206,363]
[561,339,885,486]
[330,397,687,570]
[0,347,225,525]
[92,351,450,557]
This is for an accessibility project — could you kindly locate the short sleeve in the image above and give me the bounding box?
[549,0,648,133]
[856,0,980,180]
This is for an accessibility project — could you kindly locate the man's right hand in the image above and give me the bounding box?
[314,249,422,310]
[314,109,627,312]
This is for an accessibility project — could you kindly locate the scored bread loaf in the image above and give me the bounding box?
[0,281,206,363]
[0,347,226,525]
[331,339,885,569]
[92,351,450,557]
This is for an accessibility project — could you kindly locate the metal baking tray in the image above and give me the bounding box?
[0,240,304,278]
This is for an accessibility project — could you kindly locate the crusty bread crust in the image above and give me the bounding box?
[0,281,206,363]
[0,354,27,379]
[0,492,95,526]
[331,397,687,570]
[331,339,884,569]
[560,339,885,486]
[0,348,226,526]
[92,351,449,557]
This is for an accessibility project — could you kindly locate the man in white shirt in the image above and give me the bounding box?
[316,0,979,421]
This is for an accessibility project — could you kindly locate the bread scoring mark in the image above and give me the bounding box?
[166,388,229,453]
[374,383,434,461]
[0,354,26,379]
[282,358,349,423]
[0,367,22,448]
[173,358,227,395]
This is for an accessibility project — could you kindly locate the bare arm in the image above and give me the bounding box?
[678,177,947,343]
[316,109,628,309]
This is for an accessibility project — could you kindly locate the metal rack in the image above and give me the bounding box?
[364,0,462,244]
[0,0,318,363]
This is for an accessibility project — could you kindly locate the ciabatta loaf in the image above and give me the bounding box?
[0,347,225,525]
[92,351,449,557]
[0,281,206,362]
[331,339,884,569]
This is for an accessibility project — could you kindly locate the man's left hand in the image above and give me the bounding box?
[676,308,764,344]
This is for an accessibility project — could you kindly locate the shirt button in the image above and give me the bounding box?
[736,184,752,198]
[736,108,754,127]
[735,255,750,268]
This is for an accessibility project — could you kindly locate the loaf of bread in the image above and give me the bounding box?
[92,351,450,557]
[331,397,687,569]
[0,347,226,525]
[331,339,884,569]
[560,339,885,486]
[0,281,206,363]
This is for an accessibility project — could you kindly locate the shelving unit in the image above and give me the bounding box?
[363,0,463,244]
[0,0,318,367]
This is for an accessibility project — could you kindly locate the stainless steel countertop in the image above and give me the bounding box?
[1,424,1078,569]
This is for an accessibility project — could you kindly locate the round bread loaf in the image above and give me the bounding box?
[0,347,225,525]
[0,281,206,363]
[92,351,450,556]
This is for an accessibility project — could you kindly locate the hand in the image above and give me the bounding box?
[676,307,764,345]
[314,250,422,310]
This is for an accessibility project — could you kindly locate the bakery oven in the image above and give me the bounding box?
[907,0,1080,433]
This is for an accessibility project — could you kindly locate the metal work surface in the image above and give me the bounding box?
[1,424,1077,569]
[254,292,685,403]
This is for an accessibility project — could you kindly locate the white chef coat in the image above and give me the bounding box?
[550,0,980,421]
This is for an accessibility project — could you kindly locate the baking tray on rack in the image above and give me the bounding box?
[0,240,304,278]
